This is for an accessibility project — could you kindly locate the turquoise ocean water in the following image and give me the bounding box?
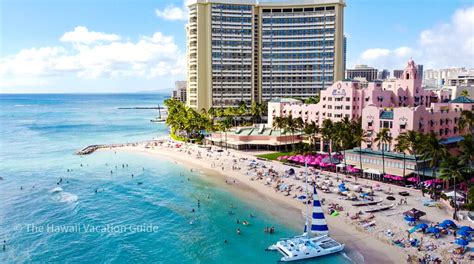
[0,94,351,263]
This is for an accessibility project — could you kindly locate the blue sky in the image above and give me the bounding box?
[0,0,473,93]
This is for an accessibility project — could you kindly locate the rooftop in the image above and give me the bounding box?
[189,0,345,7]
[449,96,474,104]
[269,98,302,103]
[346,148,418,161]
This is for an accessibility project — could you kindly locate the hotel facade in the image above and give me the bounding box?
[268,60,473,175]
[186,0,346,110]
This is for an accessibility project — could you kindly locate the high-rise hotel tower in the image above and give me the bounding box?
[186,0,345,110]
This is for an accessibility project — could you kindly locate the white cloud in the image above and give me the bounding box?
[360,48,390,61]
[353,6,474,70]
[0,27,186,87]
[60,26,121,44]
[155,5,187,21]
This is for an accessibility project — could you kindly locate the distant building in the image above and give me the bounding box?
[447,70,474,86]
[393,70,404,79]
[377,69,390,80]
[346,65,378,81]
[172,81,187,103]
[423,67,468,86]
[417,64,423,80]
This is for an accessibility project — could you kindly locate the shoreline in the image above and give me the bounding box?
[99,143,407,263]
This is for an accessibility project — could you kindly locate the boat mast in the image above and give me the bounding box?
[304,161,311,237]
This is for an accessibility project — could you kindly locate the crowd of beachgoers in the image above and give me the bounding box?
[109,138,473,264]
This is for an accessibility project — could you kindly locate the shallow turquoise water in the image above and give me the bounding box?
[0,94,350,263]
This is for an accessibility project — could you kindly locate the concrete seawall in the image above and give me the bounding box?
[76,137,170,155]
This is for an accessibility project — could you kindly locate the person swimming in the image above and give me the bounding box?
[237,228,241,235]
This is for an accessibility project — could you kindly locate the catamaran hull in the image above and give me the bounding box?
[274,244,344,262]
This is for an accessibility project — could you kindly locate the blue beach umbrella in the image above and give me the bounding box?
[416,223,428,229]
[404,215,416,222]
[442,219,456,227]
[457,229,471,237]
[427,227,440,234]
[459,226,474,232]
[438,222,450,229]
[455,238,468,246]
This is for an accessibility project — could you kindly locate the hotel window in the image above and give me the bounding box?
[400,124,406,129]
[328,113,332,117]
[345,106,350,110]
[346,97,350,101]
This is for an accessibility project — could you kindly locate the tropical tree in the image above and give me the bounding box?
[272,116,285,151]
[458,134,474,202]
[440,156,466,220]
[459,110,474,135]
[460,90,470,97]
[304,95,320,104]
[250,102,261,124]
[303,121,319,151]
[421,133,448,180]
[374,128,392,176]
[217,116,233,150]
[399,131,424,183]
[394,134,409,177]
[352,122,369,177]
[321,119,335,163]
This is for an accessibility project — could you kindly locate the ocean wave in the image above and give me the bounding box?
[50,187,63,193]
[49,187,78,203]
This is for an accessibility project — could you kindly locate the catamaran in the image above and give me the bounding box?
[267,163,344,262]
[150,103,167,123]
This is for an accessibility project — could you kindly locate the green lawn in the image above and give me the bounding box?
[255,151,295,161]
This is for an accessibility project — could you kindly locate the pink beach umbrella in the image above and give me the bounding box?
[407,177,417,182]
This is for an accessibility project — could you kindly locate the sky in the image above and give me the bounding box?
[0,0,473,93]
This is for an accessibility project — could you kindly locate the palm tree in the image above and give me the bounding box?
[460,90,470,97]
[394,134,409,177]
[440,156,465,220]
[458,134,474,202]
[459,110,474,135]
[250,102,261,124]
[218,116,233,150]
[421,133,448,179]
[352,124,369,178]
[399,131,424,183]
[273,116,285,151]
[303,121,319,151]
[374,128,392,177]
[321,119,335,163]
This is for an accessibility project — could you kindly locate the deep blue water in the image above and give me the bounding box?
[0,94,350,263]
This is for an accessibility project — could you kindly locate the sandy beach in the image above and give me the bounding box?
[100,139,473,264]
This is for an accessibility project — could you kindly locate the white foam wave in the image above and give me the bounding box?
[49,187,78,203]
[57,192,78,203]
[49,187,63,193]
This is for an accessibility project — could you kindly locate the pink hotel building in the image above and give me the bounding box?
[268,60,473,176]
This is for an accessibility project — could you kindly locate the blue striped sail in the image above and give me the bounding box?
[304,186,329,236]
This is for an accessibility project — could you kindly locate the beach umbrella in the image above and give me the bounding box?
[441,220,457,228]
[455,238,468,246]
[457,229,471,237]
[438,222,449,229]
[459,226,474,232]
[404,215,416,222]
[427,227,440,234]
[407,177,417,182]
[403,208,426,220]
[416,223,428,229]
